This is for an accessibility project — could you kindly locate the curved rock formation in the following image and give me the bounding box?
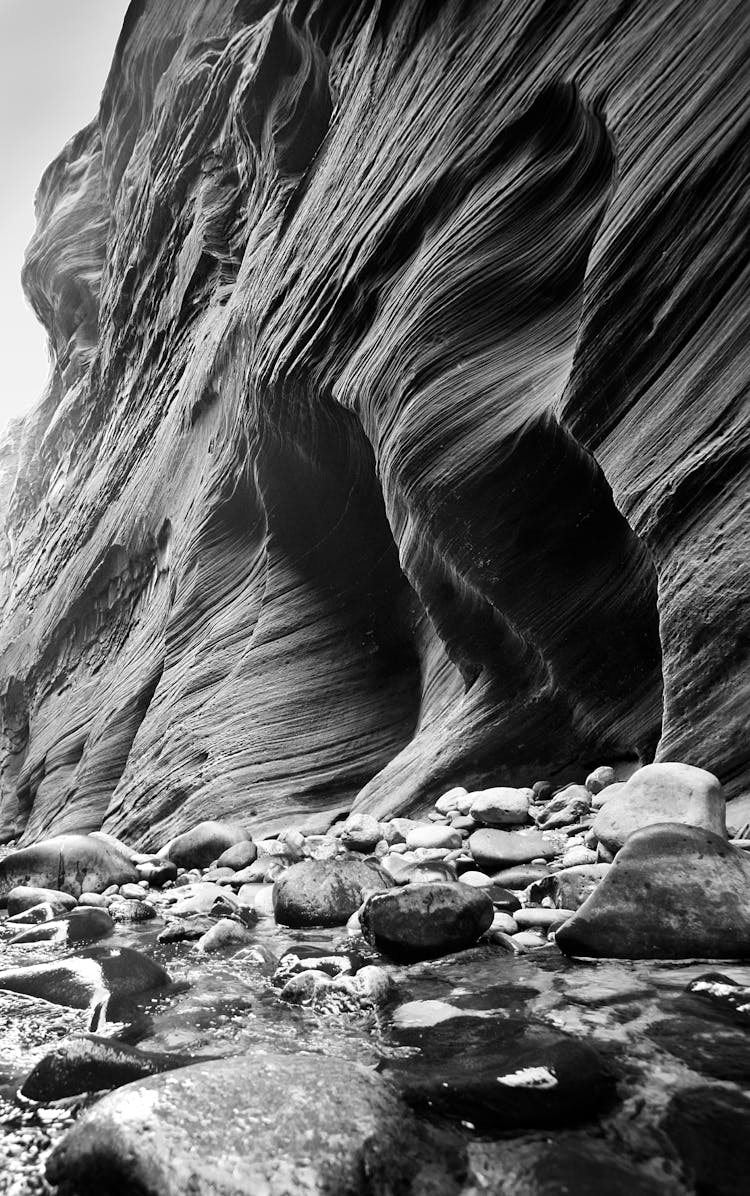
[0,0,747,846]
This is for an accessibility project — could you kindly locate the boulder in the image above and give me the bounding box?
[592,762,726,855]
[0,835,139,903]
[585,765,616,794]
[398,859,458,885]
[272,856,392,927]
[166,882,232,916]
[361,882,494,961]
[556,823,750,959]
[726,793,750,837]
[492,864,551,888]
[468,787,532,826]
[435,787,469,814]
[7,901,60,924]
[109,898,156,923]
[468,828,558,870]
[160,821,251,870]
[9,906,114,946]
[338,814,383,853]
[21,1035,203,1102]
[0,946,172,1014]
[215,841,258,870]
[135,859,178,886]
[195,919,254,953]
[6,886,77,916]
[46,1054,465,1196]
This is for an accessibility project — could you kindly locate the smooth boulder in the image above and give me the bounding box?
[21,1035,202,1102]
[273,856,392,927]
[592,762,726,855]
[9,906,114,946]
[6,886,77,916]
[361,882,493,960]
[46,1053,465,1196]
[0,835,139,903]
[159,821,251,870]
[556,823,750,959]
[468,787,531,826]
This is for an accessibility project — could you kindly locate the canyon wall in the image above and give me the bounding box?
[0,0,747,848]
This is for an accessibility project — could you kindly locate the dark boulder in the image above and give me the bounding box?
[272,855,392,927]
[0,945,172,1015]
[469,829,557,871]
[361,882,494,961]
[21,1035,203,1102]
[556,823,750,959]
[662,1085,750,1196]
[6,886,77,916]
[9,906,114,946]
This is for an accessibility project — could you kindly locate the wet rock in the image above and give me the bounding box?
[585,765,617,794]
[215,841,257,870]
[0,835,139,903]
[592,762,726,855]
[535,785,591,830]
[486,885,522,913]
[383,1014,615,1130]
[556,824,750,959]
[678,972,750,1025]
[512,931,549,949]
[333,965,394,1006]
[405,824,461,850]
[648,1015,750,1082]
[532,781,555,802]
[7,901,61,924]
[489,911,519,935]
[558,844,599,868]
[47,1054,466,1196]
[528,863,610,909]
[272,856,392,928]
[662,1085,750,1196]
[279,970,333,1004]
[158,916,216,944]
[9,906,114,946]
[21,1035,202,1102]
[109,898,156,923]
[361,882,493,961]
[274,951,357,983]
[469,829,558,870]
[6,886,77,916]
[160,821,251,870]
[468,788,532,826]
[119,882,148,900]
[0,946,171,1013]
[136,859,178,886]
[492,864,551,888]
[513,1138,670,1195]
[195,918,255,953]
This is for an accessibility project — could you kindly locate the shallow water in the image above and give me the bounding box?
[2,907,750,1195]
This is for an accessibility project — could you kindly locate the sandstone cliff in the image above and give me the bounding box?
[0,0,747,847]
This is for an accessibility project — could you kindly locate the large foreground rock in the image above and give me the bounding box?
[361,882,494,960]
[46,1054,465,1196]
[592,762,726,855]
[556,823,750,959]
[0,835,139,903]
[273,856,392,927]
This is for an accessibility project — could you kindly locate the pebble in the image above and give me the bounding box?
[585,765,617,794]
[513,908,575,930]
[459,870,494,887]
[511,931,549,949]
[77,892,110,908]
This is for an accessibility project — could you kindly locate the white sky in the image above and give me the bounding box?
[0,0,130,435]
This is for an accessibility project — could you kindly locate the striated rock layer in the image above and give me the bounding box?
[0,0,747,847]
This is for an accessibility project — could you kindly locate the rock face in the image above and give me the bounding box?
[0,0,748,845]
[46,1053,465,1196]
[556,824,750,959]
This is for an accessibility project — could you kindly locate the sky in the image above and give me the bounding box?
[0,0,130,434]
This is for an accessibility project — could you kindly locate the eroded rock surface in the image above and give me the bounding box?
[0,0,747,845]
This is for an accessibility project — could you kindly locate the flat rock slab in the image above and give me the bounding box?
[46,1053,466,1196]
[592,762,726,855]
[556,823,750,959]
[469,829,558,870]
